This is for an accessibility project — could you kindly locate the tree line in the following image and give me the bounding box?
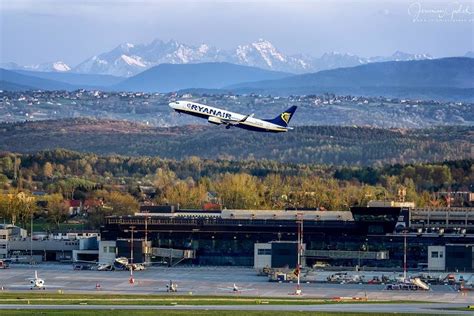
[0,149,472,230]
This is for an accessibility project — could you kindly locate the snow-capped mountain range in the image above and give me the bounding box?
[72,39,436,77]
[3,38,460,77]
[1,61,71,73]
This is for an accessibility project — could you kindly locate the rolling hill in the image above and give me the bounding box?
[13,70,124,87]
[0,68,76,91]
[0,80,36,91]
[113,62,291,92]
[228,57,474,101]
[0,118,471,165]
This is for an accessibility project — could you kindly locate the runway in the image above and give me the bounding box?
[1,264,473,307]
[0,303,471,314]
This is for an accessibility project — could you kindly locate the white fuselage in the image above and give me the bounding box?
[169,101,288,132]
[30,278,45,289]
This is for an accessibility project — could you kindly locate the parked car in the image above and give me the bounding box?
[73,264,93,270]
[0,260,10,269]
[97,264,114,271]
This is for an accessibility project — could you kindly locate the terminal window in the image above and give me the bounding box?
[431,251,439,258]
[258,249,271,255]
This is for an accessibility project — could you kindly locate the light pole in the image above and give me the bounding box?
[125,225,136,284]
[403,230,407,281]
[30,211,33,265]
[130,225,135,265]
[295,213,303,295]
[144,216,149,263]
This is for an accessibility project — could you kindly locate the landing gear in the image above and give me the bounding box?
[225,125,231,129]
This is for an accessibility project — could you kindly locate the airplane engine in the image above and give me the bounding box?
[208,116,222,125]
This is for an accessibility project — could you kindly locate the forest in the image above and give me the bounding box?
[0,118,472,165]
[0,149,472,230]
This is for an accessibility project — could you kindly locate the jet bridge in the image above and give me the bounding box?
[304,249,389,260]
[151,247,195,266]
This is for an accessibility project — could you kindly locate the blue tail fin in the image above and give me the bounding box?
[264,106,297,127]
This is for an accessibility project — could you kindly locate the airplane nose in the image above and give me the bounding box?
[168,101,179,109]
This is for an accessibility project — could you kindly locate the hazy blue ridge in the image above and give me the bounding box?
[112,62,292,92]
[0,68,76,91]
[13,70,125,87]
[226,57,474,101]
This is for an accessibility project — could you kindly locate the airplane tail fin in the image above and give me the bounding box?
[35,270,38,279]
[264,106,297,127]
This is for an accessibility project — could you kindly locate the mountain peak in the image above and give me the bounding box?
[322,51,353,57]
[391,51,432,60]
[234,39,287,68]
[20,61,72,72]
[51,61,71,72]
[198,44,210,54]
[114,42,135,53]
[119,55,146,67]
[251,39,278,51]
[254,38,273,45]
[167,39,181,47]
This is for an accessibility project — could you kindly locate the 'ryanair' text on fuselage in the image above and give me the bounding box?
[187,103,232,120]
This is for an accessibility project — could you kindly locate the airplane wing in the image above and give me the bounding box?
[237,288,255,292]
[217,287,232,291]
[239,113,254,122]
[162,287,193,292]
[221,114,254,126]
[217,287,255,292]
[3,257,27,262]
[141,261,168,266]
[8,285,33,289]
[8,284,64,289]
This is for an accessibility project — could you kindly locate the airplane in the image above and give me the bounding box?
[28,270,46,290]
[169,101,297,133]
[384,277,430,291]
[217,283,255,294]
[155,280,193,293]
[5,271,63,291]
[166,280,178,292]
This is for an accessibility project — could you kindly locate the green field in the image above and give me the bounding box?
[0,292,426,306]
[0,293,450,315]
[0,292,357,306]
[0,311,425,316]
[32,220,86,232]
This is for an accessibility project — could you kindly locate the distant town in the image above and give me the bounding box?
[1,90,472,128]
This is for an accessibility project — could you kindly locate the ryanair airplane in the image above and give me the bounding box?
[169,101,297,133]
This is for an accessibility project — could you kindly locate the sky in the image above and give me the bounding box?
[0,0,473,66]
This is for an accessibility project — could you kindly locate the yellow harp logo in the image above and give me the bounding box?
[281,112,291,124]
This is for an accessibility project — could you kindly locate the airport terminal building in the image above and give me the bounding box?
[100,203,474,271]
